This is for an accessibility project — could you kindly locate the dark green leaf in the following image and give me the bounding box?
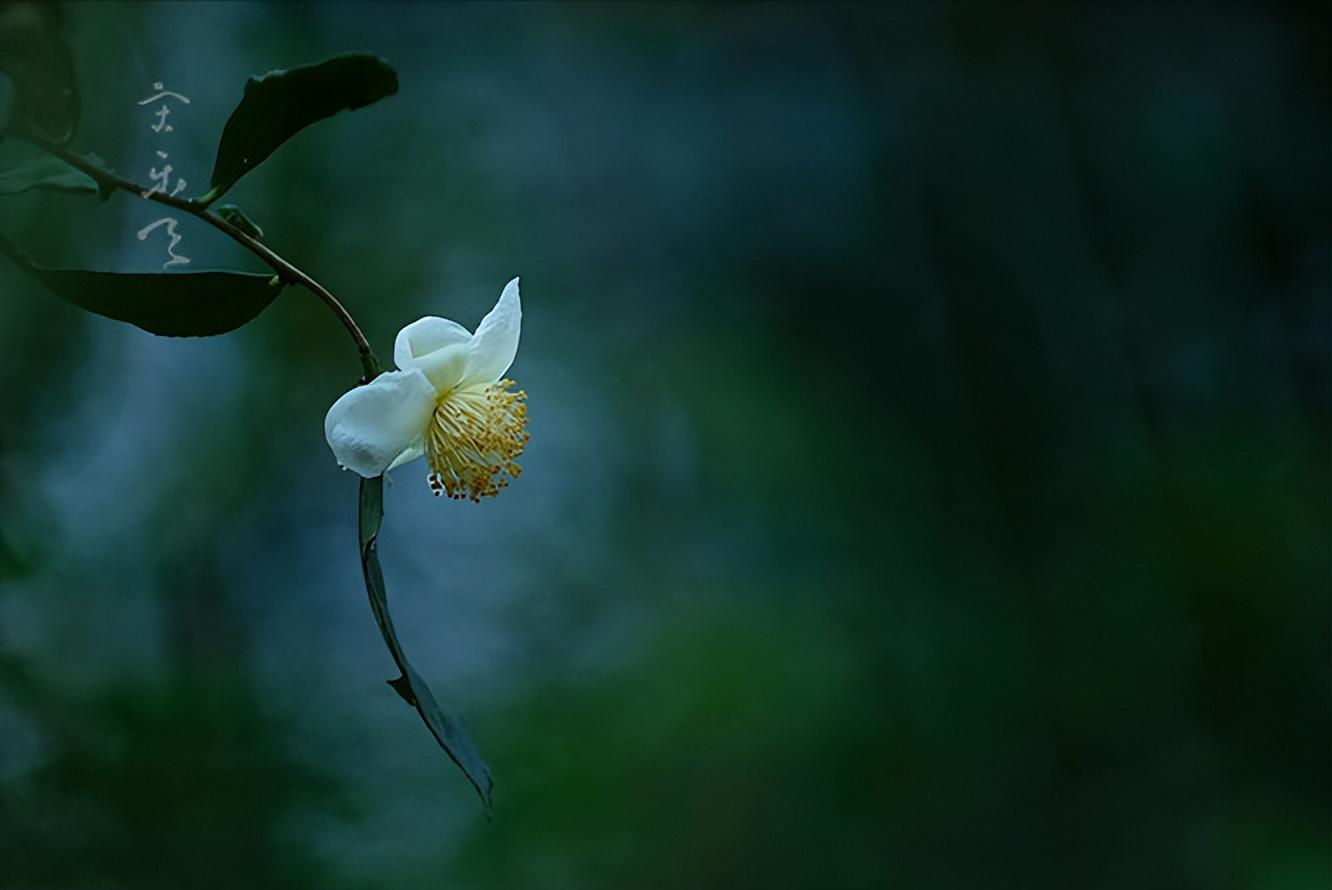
[0,233,284,336]
[358,476,495,816]
[0,2,79,143]
[206,53,398,202]
[216,203,265,239]
[0,153,97,196]
[358,473,385,550]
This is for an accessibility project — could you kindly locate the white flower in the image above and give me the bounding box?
[324,277,529,501]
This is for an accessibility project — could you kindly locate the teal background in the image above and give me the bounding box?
[1,2,1329,888]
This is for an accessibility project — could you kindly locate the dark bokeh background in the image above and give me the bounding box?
[1,2,1329,888]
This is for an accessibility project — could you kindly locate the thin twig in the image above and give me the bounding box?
[16,131,380,379]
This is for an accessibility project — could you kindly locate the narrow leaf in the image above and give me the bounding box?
[358,476,495,815]
[0,153,97,196]
[0,233,284,336]
[207,53,398,201]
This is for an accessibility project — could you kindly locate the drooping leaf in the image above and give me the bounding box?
[205,53,398,202]
[0,2,79,143]
[0,152,97,196]
[358,476,495,815]
[0,233,284,336]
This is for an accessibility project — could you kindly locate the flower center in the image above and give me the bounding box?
[425,379,528,502]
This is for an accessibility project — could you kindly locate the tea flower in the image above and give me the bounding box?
[324,278,529,501]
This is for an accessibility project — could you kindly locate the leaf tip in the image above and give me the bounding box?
[387,674,416,705]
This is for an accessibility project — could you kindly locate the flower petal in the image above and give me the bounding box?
[394,316,473,371]
[388,442,424,471]
[461,277,521,386]
[324,369,437,477]
[413,341,470,393]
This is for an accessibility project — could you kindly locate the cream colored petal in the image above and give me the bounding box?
[461,277,521,386]
[394,316,473,371]
[387,441,424,471]
[413,341,470,393]
[324,369,436,477]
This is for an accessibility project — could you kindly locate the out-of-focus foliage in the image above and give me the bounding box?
[0,2,1327,889]
[0,147,97,196]
[0,0,80,143]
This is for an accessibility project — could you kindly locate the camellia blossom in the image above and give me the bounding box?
[324,278,529,501]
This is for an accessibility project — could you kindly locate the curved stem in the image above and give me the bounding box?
[17,131,380,379]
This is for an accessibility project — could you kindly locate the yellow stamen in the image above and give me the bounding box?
[425,378,528,502]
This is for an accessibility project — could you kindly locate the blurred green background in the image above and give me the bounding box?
[1,2,1329,888]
